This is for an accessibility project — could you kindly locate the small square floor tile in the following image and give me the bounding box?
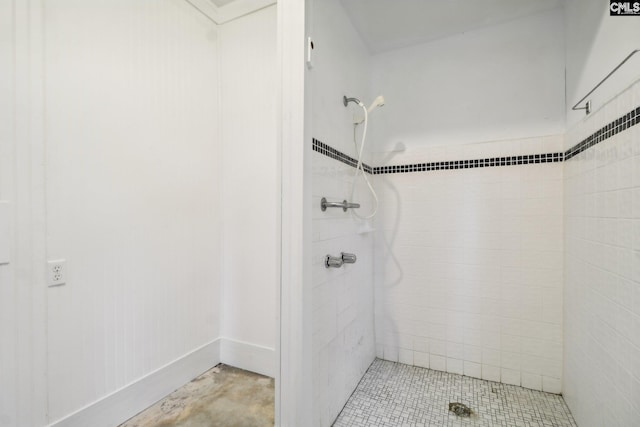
[332,359,576,427]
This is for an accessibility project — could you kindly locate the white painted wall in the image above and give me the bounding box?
[278,0,314,424]
[44,0,223,423]
[276,0,313,426]
[370,8,565,151]
[219,4,278,376]
[0,1,48,426]
[2,0,281,425]
[0,5,18,426]
[563,66,640,427]
[565,0,640,126]
[310,0,376,425]
[373,137,565,392]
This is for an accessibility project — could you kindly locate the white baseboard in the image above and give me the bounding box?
[48,339,221,427]
[47,337,275,427]
[220,337,275,378]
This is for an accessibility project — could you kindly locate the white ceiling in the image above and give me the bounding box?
[339,0,564,53]
[186,0,275,24]
[210,0,236,6]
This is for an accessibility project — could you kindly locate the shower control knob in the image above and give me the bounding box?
[325,253,357,268]
[341,253,357,264]
[325,255,343,268]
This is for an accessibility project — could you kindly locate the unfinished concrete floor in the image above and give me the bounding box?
[120,364,275,427]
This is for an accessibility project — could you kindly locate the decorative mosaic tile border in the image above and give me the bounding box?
[312,104,640,174]
[312,138,373,174]
[313,138,562,175]
[564,105,640,160]
[372,153,562,175]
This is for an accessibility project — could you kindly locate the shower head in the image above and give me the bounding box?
[367,95,385,113]
[348,94,386,125]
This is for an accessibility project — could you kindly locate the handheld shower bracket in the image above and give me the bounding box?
[345,95,385,124]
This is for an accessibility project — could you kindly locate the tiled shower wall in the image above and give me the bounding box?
[563,80,640,426]
[310,0,376,425]
[312,149,376,426]
[373,136,565,393]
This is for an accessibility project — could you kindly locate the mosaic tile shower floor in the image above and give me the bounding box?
[332,359,577,427]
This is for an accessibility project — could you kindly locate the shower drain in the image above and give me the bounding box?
[449,402,472,417]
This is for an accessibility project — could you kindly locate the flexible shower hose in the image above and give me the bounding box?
[351,103,379,220]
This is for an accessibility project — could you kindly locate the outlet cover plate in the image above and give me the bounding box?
[47,259,66,287]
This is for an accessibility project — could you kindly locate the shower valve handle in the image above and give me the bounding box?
[325,252,357,268]
[325,255,343,268]
[341,252,357,264]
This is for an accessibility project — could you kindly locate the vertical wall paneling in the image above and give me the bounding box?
[44,0,222,423]
[0,1,18,424]
[0,0,49,426]
[0,202,10,264]
[219,5,278,374]
[4,0,282,424]
[277,0,313,424]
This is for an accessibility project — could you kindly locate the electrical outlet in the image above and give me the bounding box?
[47,259,66,287]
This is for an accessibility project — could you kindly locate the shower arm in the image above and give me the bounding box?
[343,96,363,107]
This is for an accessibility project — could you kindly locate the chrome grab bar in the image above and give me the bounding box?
[572,49,639,115]
[321,197,360,212]
[325,252,357,268]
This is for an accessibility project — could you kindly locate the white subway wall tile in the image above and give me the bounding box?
[430,355,446,372]
[446,358,463,375]
[543,376,561,394]
[375,136,565,389]
[461,361,480,379]
[501,368,521,386]
[464,345,482,364]
[482,365,501,382]
[414,352,430,369]
[399,348,414,365]
[384,345,399,362]
[564,83,640,425]
[310,1,377,425]
[522,372,543,391]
